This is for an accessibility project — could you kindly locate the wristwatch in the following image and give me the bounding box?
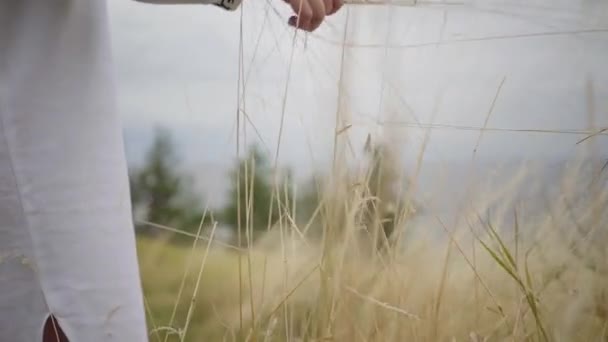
[133,0,242,11]
[210,0,242,11]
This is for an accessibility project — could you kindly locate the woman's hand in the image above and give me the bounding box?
[285,0,343,32]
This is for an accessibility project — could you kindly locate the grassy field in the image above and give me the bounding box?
[137,158,608,342]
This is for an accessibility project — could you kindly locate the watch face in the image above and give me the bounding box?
[214,0,241,10]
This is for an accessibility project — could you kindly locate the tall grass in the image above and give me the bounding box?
[136,6,607,341]
[137,147,608,341]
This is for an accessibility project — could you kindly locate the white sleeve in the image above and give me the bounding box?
[133,0,242,11]
[1,2,148,341]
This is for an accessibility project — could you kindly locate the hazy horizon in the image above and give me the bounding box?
[111,0,608,208]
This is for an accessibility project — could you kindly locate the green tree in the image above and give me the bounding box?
[294,172,325,230]
[363,139,420,250]
[129,127,209,237]
[222,144,293,244]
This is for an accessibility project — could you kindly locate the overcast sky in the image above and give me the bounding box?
[108,0,608,202]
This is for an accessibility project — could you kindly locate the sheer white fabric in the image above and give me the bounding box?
[0,1,147,341]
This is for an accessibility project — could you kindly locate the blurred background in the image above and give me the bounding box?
[111,0,607,215]
[108,0,608,340]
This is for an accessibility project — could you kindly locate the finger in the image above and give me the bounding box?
[288,0,314,31]
[306,0,326,31]
[328,0,342,15]
[323,0,333,16]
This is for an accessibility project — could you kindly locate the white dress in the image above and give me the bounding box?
[0,0,239,341]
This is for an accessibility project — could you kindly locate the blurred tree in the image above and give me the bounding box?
[363,138,419,251]
[222,144,294,244]
[294,172,325,232]
[129,127,210,237]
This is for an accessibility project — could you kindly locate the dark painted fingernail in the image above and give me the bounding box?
[288,16,297,27]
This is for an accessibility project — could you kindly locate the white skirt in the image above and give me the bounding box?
[0,1,148,341]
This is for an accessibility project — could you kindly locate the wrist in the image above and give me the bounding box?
[210,0,242,11]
